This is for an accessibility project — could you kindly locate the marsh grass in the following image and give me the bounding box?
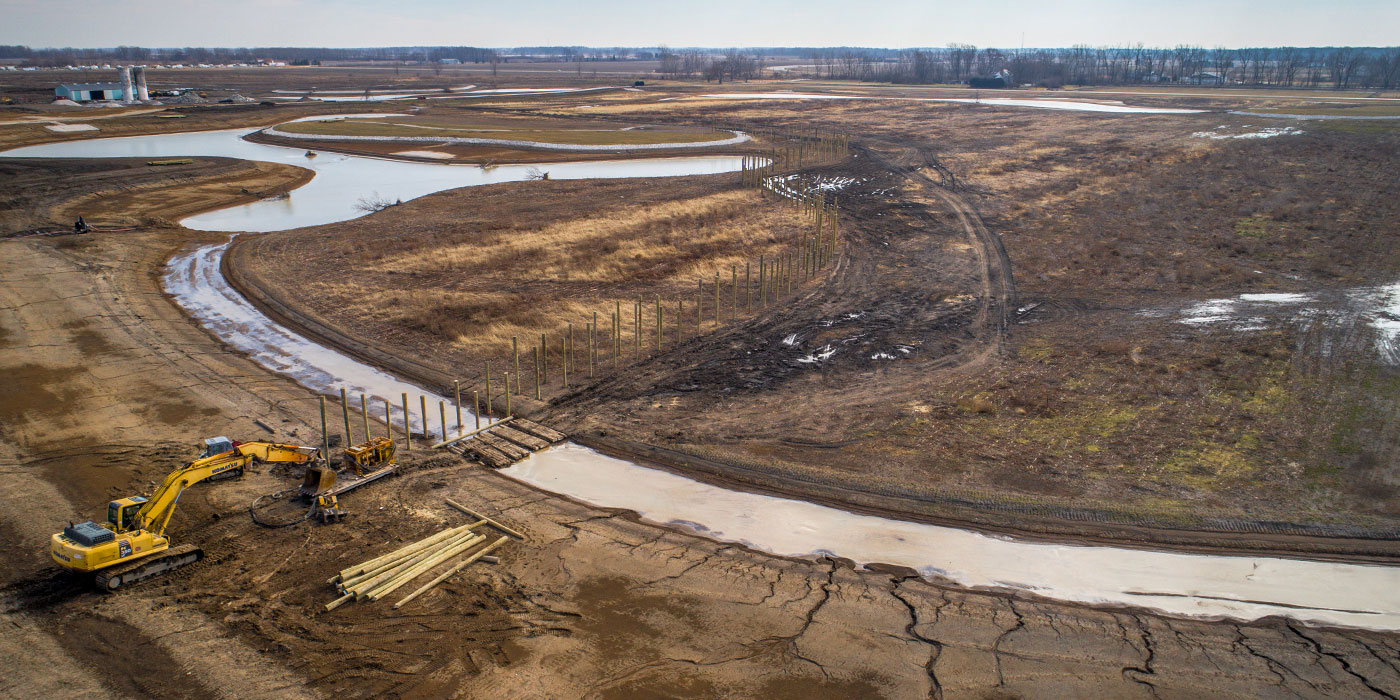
[302,188,815,357]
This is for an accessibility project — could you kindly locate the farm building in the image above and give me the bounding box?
[55,82,124,101]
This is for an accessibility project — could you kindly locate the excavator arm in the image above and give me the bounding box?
[236,441,319,464]
[135,457,245,536]
[135,441,318,536]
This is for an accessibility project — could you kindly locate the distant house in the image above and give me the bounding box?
[56,82,124,101]
[439,58,461,65]
[968,69,1014,89]
[1189,72,1225,85]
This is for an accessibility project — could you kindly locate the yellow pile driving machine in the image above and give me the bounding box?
[299,436,397,523]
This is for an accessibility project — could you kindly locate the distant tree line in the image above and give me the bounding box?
[797,45,1400,90]
[6,42,1397,89]
[657,48,762,83]
[1,45,497,66]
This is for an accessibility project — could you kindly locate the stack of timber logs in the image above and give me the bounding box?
[324,501,522,611]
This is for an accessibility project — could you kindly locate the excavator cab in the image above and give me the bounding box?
[199,437,234,459]
[107,496,148,534]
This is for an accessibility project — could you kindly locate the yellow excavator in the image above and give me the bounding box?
[51,437,318,590]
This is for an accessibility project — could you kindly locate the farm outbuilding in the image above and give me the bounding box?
[56,82,124,101]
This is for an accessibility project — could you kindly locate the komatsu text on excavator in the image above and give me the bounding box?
[51,437,318,590]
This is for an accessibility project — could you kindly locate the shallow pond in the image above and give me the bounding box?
[2,130,750,232]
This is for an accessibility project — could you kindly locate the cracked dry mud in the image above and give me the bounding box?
[1,222,1397,699]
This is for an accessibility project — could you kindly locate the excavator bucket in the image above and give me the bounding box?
[299,465,337,498]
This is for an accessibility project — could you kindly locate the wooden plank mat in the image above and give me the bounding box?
[466,442,513,469]
[512,419,566,443]
[491,425,549,452]
[477,432,530,461]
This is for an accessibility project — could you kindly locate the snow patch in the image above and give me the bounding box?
[1192,126,1303,140]
[796,344,836,364]
[44,123,98,132]
[393,150,454,160]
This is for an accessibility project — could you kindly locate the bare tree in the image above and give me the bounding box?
[1212,46,1232,82]
[355,193,398,213]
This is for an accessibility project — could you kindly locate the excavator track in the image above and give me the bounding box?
[94,543,203,591]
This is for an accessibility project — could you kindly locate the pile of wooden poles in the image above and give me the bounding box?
[324,499,521,611]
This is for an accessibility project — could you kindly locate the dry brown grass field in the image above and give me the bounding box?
[239,176,821,361]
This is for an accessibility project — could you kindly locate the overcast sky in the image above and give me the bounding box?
[3,0,1396,49]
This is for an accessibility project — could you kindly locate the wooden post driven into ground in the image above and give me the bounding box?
[454,381,462,436]
[401,392,411,450]
[319,396,330,465]
[746,262,752,312]
[439,401,447,443]
[634,300,641,361]
[420,395,428,443]
[361,394,370,444]
[759,255,766,308]
[483,362,491,417]
[340,387,353,447]
[473,391,480,430]
[715,270,720,327]
[504,374,511,417]
[534,346,541,399]
[512,337,520,395]
[732,265,738,322]
[655,295,662,352]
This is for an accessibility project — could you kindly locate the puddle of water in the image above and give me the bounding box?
[2,130,750,232]
[505,442,1400,630]
[702,93,1204,114]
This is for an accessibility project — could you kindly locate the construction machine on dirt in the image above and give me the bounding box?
[298,436,397,524]
[51,437,319,590]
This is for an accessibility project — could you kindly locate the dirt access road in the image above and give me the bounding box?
[0,163,1397,699]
